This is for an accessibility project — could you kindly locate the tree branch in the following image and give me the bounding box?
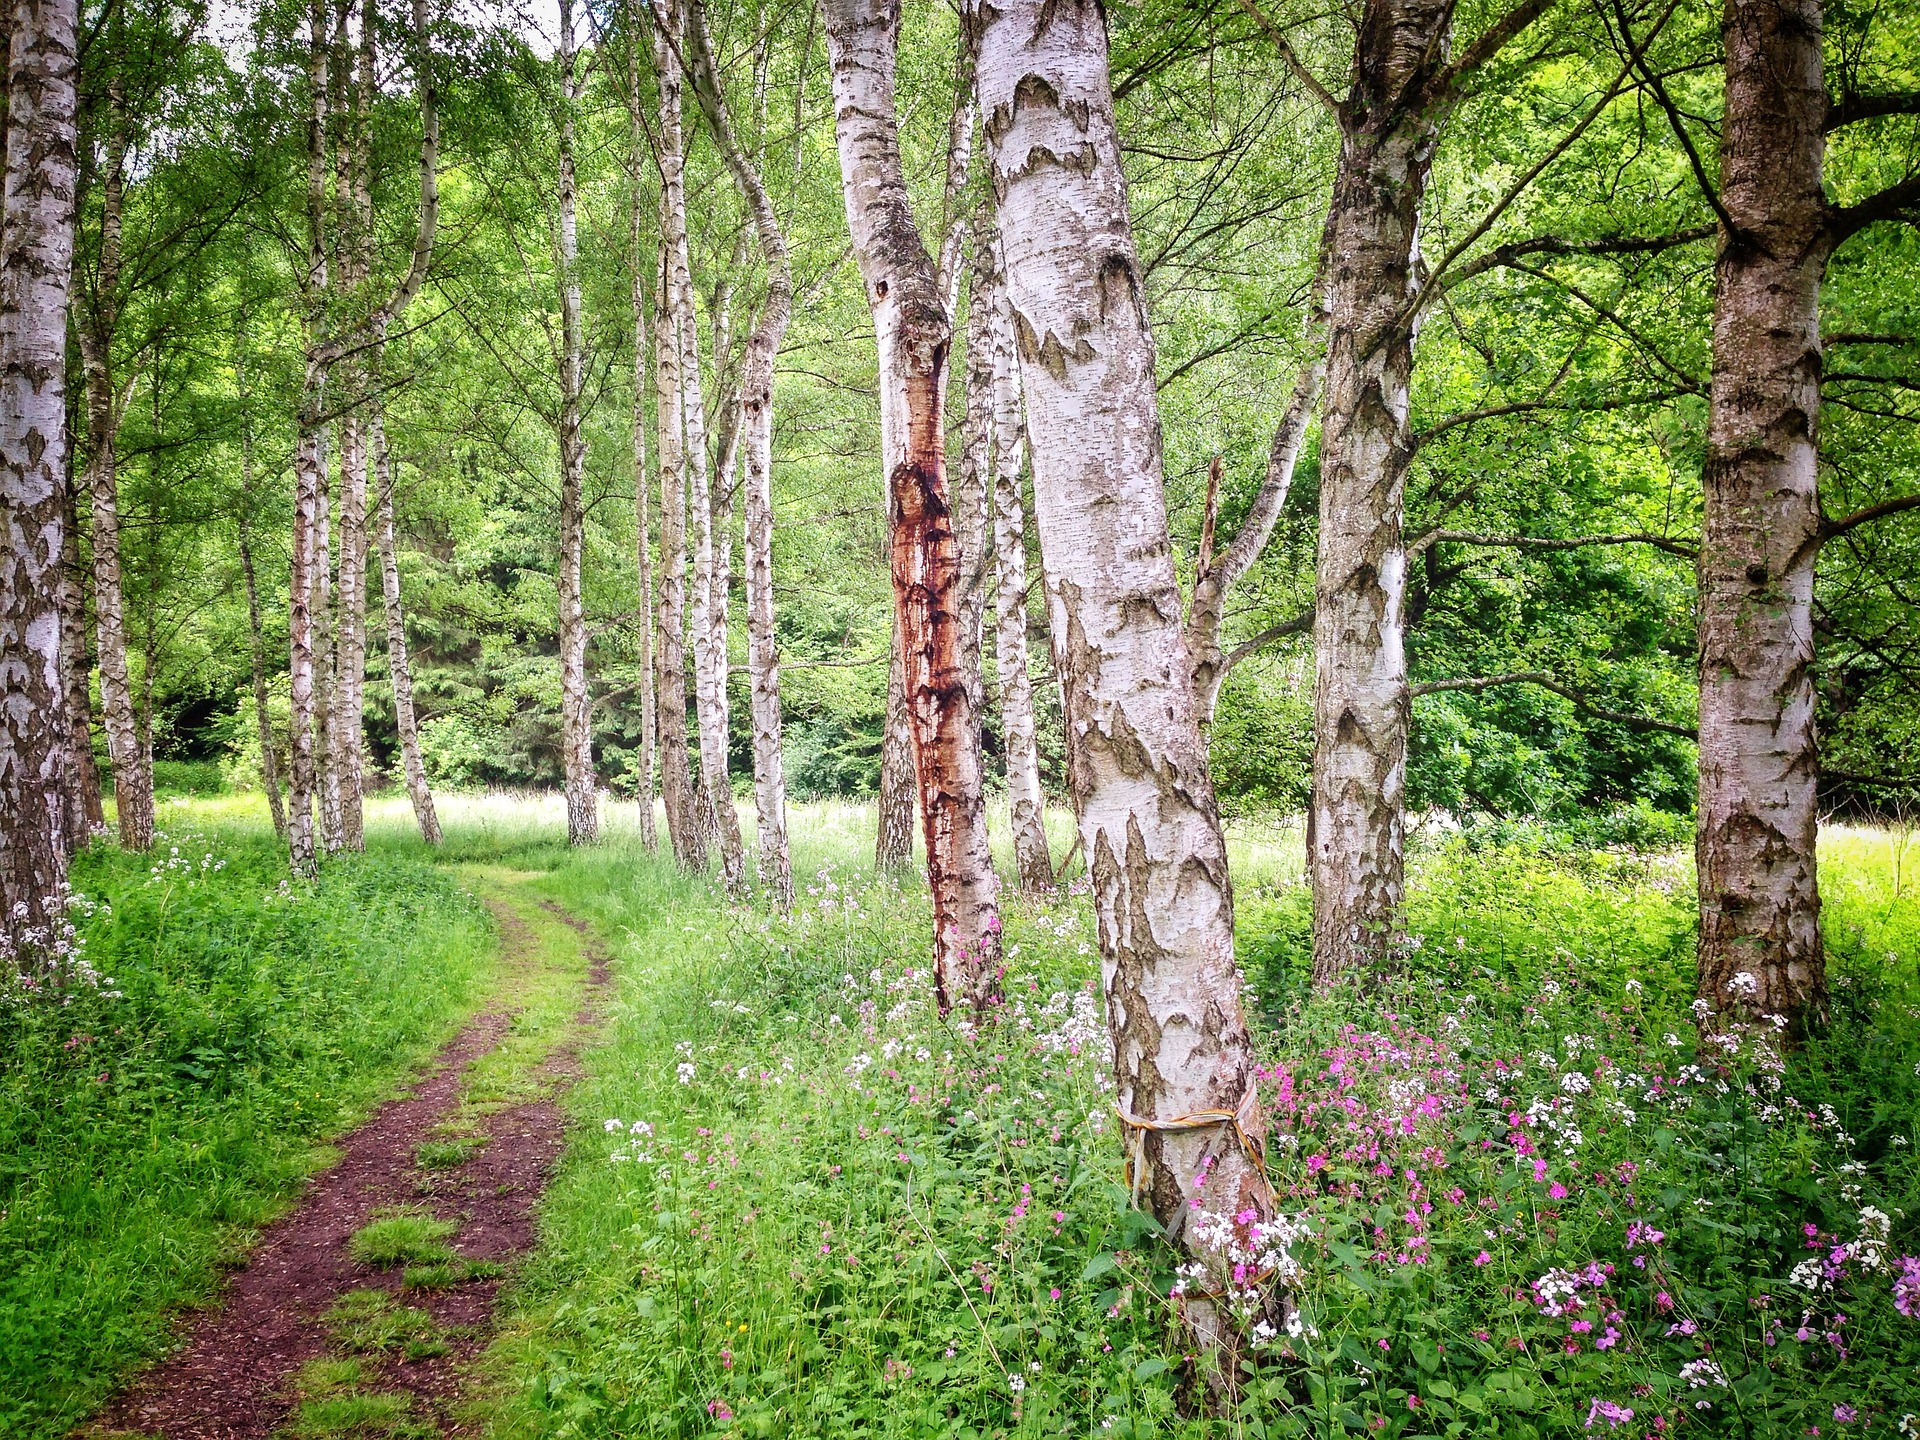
[1221,604,1314,674]
[1414,387,1690,447]
[1232,0,1339,116]
[1409,668,1696,737]
[1824,90,1920,132]
[1439,224,1714,295]
[1830,172,1920,244]
[1823,491,1920,538]
[1427,528,1698,559]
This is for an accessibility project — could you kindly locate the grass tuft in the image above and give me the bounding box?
[347,1209,458,1269]
[322,1288,451,1359]
[414,1137,483,1169]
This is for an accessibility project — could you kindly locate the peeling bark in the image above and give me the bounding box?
[981,220,1053,894]
[652,156,707,872]
[824,0,1002,1014]
[1,0,81,951]
[1696,0,1828,1031]
[684,0,792,908]
[555,0,597,848]
[977,0,1274,1354]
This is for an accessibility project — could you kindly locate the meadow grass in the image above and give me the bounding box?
[437,798,1920,1439]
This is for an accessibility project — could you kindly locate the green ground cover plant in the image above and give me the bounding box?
[0,815,493,1438]
[471,809,1920,1439]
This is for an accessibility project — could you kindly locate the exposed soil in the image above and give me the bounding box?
[92,895,609,1440]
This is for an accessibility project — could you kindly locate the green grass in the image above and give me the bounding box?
[323,1287,453,1359]
[443,802,1920,1439]
[417,1137,486,1168]
[0,814,496,1439]
[349,1209,460,1268]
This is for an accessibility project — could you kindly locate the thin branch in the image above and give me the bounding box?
[1221,604,1314,674]
[1409,668,1696,737]
[1427,528,1697,559]
[1610,0,1735,236]
[1438,224,1714,296]
[1232,0,1338,115]
[1414,387,1689,447]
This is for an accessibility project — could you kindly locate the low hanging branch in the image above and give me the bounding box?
[1408,669,1696,738]
[1425,528,1699,559]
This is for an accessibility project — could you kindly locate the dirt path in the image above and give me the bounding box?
[93,880,608,1440]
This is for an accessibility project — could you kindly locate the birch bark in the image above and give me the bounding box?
[1695,0,1828,1031]
[977,0,1276,1351]
[1307,0,1455,987]
[659,0,744,891]
[1186,356,1322,721]
[874,633,916,868]
[372,413,440,844]
[982,226,1052,893]
[58,449,101,845]
[683,0,792,907]
[823,0,1001,1015]
[237,372,288,839]
[0,0,81,953]
[954,221,993,725]
[652,187,707,871]
[555,0,597,847]
[627,27,658,854]
[78,86,151,852]
[875,34,974,870]
[287,0,331,877]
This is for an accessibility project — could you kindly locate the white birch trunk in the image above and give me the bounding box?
[823,0,1002,1015]
[977,0,1276,1353]
[627,26,658,853]
[372,414,441,844]
[58,452,102,845]
[954,220,993,726]
[651,142,707,872]
[555,0,597,847]
[982,225,1053,894]
[0,0,79,952]
[684,0,791,907]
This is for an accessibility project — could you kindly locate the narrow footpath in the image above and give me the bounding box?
[92,871,607,1440]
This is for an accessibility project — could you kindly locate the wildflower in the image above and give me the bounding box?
[1679,1358,1726,1390]
[1007,1375,1025,1394]
[1586,1399,1636,1430]
[1475,1250,1491,1266]
[1834,1406,1858,1425]
[1894,1255,1920,1317]
[677,1062,696,1084]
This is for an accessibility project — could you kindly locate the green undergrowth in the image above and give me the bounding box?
[0,814,495,1439]
[462,811,1920,1439]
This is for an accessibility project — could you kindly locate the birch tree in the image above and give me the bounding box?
[681,0,792,906]
[57,456,101,846]
[651,11,708,874]
[981,223,1052,893]
[822,0,1001,1015]
[976,0,1279,1356]
[77,75,152,852]
[0,0,81,953]
[372,414,440,844]
[655,0,743,886]
[553,0,597,847]
[626,25,658,854]
[1693,0,1920,1031]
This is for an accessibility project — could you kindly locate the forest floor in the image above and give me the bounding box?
[89,869,606,1440]
[9,795,1919,1438]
